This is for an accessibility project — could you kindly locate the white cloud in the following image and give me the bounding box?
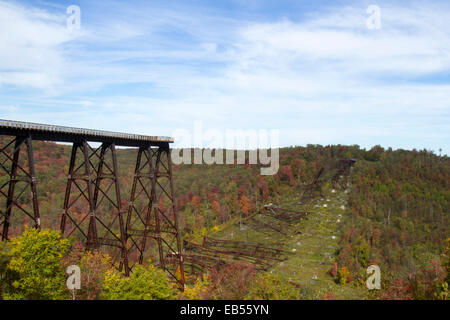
[228,4,450,80]
[0,1,82,91]
[0,1,449,153]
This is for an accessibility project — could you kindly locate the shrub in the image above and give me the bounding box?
[322,291,336,300]
[0,241,12,300]
[182,273,211,300]
[102,263,175,300]
[336,267,351,285]
[4,227,70,300]
[207,262,257,299]
[246,273,301,300]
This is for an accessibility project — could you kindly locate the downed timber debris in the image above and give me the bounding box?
[299,158,357,203]
[300,167,325,202]
[243,216,289,235]
[239,204,309,235]
[178,204,310,277]
[184,242,273,270]
[184,239,289,263]
[165,252,227,275]
[260,204,310,223]
[183,237,291,272]
[202,237,289,258]
[331,158,357,189]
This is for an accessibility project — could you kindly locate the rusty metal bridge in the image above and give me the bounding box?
[0,119,184,289]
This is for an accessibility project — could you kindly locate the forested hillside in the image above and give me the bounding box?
[0,136,448,299]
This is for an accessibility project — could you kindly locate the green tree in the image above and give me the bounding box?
[5,227,70,300]
[102,264,175,300]
[182,273,211,300]
[246,273,300,300]
[0,241,12,300]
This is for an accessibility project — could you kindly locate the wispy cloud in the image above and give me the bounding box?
[0,0,449,154]
[0,1,84,92]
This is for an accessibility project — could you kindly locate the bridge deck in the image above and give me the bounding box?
[0,119,173,147]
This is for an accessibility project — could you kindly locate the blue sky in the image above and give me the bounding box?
[0,0,449,154]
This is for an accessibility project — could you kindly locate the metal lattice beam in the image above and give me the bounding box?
[60,141,129,275]
[0,136,40,240]
[125,145,184,289]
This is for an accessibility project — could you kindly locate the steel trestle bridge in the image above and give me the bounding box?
[0,119,184,289]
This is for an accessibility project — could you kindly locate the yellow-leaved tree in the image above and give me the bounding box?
[4,227,71,300]
[101,263,175,300]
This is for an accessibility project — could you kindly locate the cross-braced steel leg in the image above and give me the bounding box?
[1,136,40,241]
[125,143,184,289]
[166,145,185,288]
[60,141,129,274]
[125,146,159,266]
